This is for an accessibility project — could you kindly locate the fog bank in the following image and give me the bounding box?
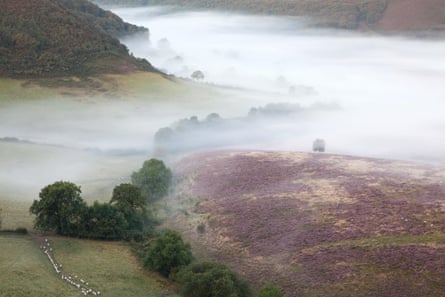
[113,6,445,163]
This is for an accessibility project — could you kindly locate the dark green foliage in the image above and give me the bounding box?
[81,201,128,240]
[131,159,172,202]
[30,181,155,240]
[52,0,148,39]
[176,262,252,297]
[110,183,156,239]
[257,285,283,297]
[30,181,86,236]
[111,183,145,214]
[14,227,28,234]
[0,0,154,78]
[143,229,193,277]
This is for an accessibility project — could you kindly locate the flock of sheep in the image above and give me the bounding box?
[40,238,101,296]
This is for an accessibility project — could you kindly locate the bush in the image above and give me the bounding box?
[257,284,283,297]
[176,262,252,297]
[143,229,193,277]
[80,201,128,240]
[15,227,28,234]
[197,223,205,234]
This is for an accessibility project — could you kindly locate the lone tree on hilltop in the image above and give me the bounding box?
[30,181,86,236]
[312,138,326,152]
[131,159,172,202]
[191,70,204,80]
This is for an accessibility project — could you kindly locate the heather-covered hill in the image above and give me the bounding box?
[166,151,445,297]
[95,0,445,33]
[0,0,155,77]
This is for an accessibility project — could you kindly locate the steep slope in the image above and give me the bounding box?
[0,0,155,77]
[166,151,445,297]
[53,0,149,38]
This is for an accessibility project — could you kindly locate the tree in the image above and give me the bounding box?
[257,285,283,297]
[191,70,204,80]
[312,138,326,152]
[177,262,252,297]
[131,159,172,202]
[143,229,193,277]
[110,183,155,238]
[30,181,86,236]
[110,183,145,216]
[81,201,128,240]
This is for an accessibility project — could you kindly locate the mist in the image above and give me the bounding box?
[111,6,445,164]
[1,6,445,209]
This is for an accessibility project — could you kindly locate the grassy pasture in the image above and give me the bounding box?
[0,234,177,297]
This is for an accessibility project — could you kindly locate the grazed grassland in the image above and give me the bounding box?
[0,234,178,297]
[165,151,445,297]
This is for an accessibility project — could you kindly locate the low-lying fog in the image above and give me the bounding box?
[116,6,445,163]
[1,6,445,206]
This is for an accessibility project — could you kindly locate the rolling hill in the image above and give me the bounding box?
[166,150,445,297]
[94,0,445,33]
[0,0,155,77]
[53,0,149,39]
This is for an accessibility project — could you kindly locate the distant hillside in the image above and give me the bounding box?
[94,0,445,32]
[166,151,445,297]
[0,0,155,77]
[53,0,149,38]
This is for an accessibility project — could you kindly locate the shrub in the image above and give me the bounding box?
[143,229,193,277]
[197,223,206,234]
[257,284,283,297]
[176,262,252,297]
[80,201,128,240]
[15,227,28,234]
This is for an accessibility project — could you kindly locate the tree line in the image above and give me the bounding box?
[29,158,171,240]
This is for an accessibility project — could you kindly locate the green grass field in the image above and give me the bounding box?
[0,233,178,297]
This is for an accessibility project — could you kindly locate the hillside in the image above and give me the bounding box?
[53,0,149,39]
[166,151,445,297]
[0,0,155,77]
[94,0,445,32]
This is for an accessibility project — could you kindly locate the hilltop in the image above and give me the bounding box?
[94,0,445,33]
[53,0,149,39]
[0,0,156,77]
[166,151,445,297]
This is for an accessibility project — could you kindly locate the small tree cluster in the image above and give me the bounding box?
[30,181,151,240]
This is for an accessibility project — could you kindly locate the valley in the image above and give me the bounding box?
[1,0,445,296]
